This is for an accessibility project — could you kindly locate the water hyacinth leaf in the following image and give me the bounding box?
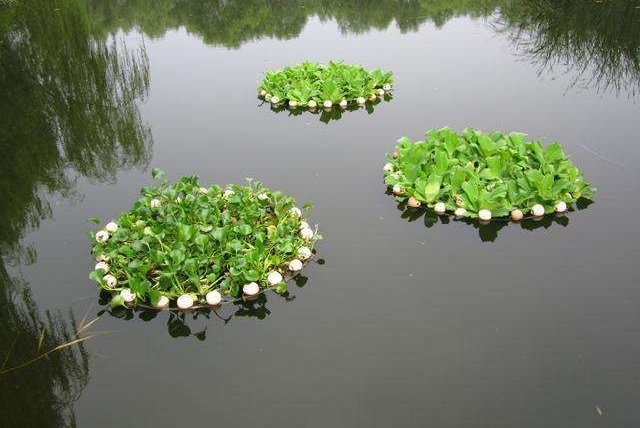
[110,295,125,309]
[384,127,595,219]
[88,172,320,308]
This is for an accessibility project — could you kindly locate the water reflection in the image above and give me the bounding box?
[496,0,640,97]
[263,95,392,123]
[391,189,594,242]
[88,0,639,98]
[98,274,313,340]
[0,0,151,424]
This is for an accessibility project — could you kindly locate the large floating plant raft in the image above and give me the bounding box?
[257,61,393,109]
[383,127,595,221]
[89,169,321,310]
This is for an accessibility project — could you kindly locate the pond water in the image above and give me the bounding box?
[1,1,639,426]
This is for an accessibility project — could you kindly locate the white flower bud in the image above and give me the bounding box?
[257,193,268,201]
[271,96,280,104]
[382,84,391,91]
[289,100,298,108]
[300,227,314,240]
[554,201,567,213]
[243,282,260,296]
[105,222,118,233]
[339,99,347,109]
[356,96,366,105]
[392,184,403,196]
[267,271,283,286]
[531,204,545,217]
[177,294,194,309]
[323,100,332,108]
[383,163,394,172]
[478,209,492,221]
[150,198,161,208]
[454,207,467,217]
[290,206,302,217]
[95,261,109,273]
[206,290,222,305]
[103,275,117,287]
[308,100,317,108]
[95,230,109,243]
[434,202,446,214]
[120,288,136,303]
[511,209,524,221]
[155,295,170,309]
[407,197,421,208]
[288,259,303,272]
[297,246,312,260]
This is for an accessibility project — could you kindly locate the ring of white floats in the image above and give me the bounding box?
[384,163,571,222]
[93,212,316,311]
[259,85,393,111]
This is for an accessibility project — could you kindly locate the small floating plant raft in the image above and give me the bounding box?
[89,170,320,310]
[257,61,393,109]
[383,127,595,220]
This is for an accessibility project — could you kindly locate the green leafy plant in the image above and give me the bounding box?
[258,61,393,109]
[383,127,595,220]
[88,169,321,310]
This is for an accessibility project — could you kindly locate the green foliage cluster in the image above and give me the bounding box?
[384,127,595,219]
[89,170,320,309]
[258,61,393,107]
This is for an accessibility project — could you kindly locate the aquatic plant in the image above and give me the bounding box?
[257,61,393,109]
[88,169,320,310]
[384,127,595,220]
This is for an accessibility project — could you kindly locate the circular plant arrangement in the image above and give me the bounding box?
[89,169,321,310]
[383,127,595,220]
[257,61,393,110]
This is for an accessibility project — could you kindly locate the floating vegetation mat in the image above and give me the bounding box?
[257,61,393,110]
[89,169,321,310]
[383,127,596,221]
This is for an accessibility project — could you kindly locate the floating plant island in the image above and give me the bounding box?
[257,61,393,110]
[89,170,320,310]
[383,127,595,221]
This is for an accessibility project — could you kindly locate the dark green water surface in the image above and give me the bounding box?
[1,1,639,426]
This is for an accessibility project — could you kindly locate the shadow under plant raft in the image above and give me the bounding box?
[88,169,321,310]
[383,127,595,221]
[257,61,393,113]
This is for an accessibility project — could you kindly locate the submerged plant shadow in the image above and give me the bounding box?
[260,94,393,123]
[97,272,317,340]
[388,188,593,242]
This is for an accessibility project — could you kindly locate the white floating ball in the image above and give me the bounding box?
[434,202,446,214]
[267,271,283,286]
[105,222,118,233]
[95,261,109,273]
[288,259,303,272]
[454,207,467,217]
[407,197,421,208]
[554,201,567,213]
[531,204,545,217]
[155,295,170,309]
[150,198,161,208]
[377,88,385,96]
[339,99,348,109]
[223,189,234,199]
[392,184,403,196]
[206,290,222,306]
[95,254,109,262]
[198,187,208,195]
[297,246,312,260]
[299,221,310,230]
[308,100,317,108]
[383,163,394,172]
[478,209,492,221]
[511,209,524,221]
[120,288,136,303]
[323,100,332,108]
[259,89,267,97]
[103,275,117,287]
[271,96,280,104]
[382,84,392,91]
[95,230,109,243]
[392,151,399,159]
[288,100,298,108]
[177,294,194,309]
[290,206,302,218]
[300,227,314,240]
[356,96,366,105]
[257,193,268,201]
